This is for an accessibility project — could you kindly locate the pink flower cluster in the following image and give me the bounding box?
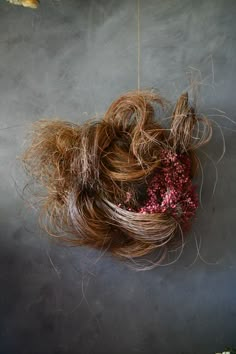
[138,150,198,228]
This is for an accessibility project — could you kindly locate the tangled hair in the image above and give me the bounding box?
[22,90,212,264]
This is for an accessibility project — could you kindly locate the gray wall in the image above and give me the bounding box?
[0,1,236,353]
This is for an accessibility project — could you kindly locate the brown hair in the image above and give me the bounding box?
[22,90,212,264]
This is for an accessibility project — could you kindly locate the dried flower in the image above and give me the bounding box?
[123,150,198,229]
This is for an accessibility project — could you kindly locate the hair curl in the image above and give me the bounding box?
[22,90,212,263]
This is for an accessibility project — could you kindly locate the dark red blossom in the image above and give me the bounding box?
[137,150,198,228]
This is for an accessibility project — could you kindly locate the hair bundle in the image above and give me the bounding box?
[22,90,212,263]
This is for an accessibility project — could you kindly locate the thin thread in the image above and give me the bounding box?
[137,0,140,90]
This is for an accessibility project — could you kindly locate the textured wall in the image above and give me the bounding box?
[0,1,236,353]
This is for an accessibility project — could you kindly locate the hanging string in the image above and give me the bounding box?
[137,0,141,90]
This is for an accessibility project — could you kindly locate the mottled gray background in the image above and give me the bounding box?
[0,1,236,353]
